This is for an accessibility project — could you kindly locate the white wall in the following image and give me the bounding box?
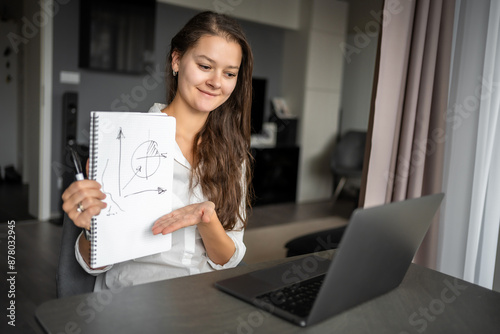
[339,31,378,134]
[39,0,53,220]
[339,0,383,134]
[157,0,301,29]
[295,0,348,202]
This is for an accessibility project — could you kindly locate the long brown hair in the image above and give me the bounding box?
[166,11,254,230]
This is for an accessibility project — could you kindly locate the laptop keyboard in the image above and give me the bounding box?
[255,274,325,318]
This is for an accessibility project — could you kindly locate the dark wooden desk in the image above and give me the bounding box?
[35,251,500,334]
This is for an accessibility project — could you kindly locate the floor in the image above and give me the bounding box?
[0,182,357,333]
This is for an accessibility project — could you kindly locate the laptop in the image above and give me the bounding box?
[215,193,444,327]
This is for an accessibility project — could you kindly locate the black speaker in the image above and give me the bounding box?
[62,92,78,148]
[54,92,80,224]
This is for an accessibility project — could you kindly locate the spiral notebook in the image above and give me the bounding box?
[88,111,176,268]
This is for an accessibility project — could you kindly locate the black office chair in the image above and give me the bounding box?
[284,130,367,257]
[330,130,367,203]
[56,213,96,298]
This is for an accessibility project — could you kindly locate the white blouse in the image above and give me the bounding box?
[75,103,246,291]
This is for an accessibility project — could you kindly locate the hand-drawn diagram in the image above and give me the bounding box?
[124,139,167,187]
[101,127,169,216]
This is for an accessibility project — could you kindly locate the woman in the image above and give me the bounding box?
[61,11,254,290]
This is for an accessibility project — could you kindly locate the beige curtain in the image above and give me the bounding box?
[361,0,456,269]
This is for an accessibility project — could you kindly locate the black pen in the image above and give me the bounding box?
[69,145,85,181]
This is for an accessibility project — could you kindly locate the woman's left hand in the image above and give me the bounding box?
[152,201,215,235]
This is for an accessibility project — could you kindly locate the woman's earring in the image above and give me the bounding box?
[173,70,177,77]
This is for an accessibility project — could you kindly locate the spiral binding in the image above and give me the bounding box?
[89,113,99,266]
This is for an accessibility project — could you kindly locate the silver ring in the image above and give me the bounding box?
[77,202,85,213]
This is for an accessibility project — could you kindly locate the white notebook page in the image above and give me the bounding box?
[89,111,175,268]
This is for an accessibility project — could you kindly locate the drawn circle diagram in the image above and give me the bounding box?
[131,140,161,179]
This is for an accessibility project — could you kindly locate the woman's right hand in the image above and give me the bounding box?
[61,180,107,230]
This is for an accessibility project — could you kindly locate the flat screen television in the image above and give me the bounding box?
[79,0,156,74]
[251,78,267,134]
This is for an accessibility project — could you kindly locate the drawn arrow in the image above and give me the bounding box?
[135,152,168,160]
[124,187,167,198]
[123,166,142,190]
[117,127,125,196]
